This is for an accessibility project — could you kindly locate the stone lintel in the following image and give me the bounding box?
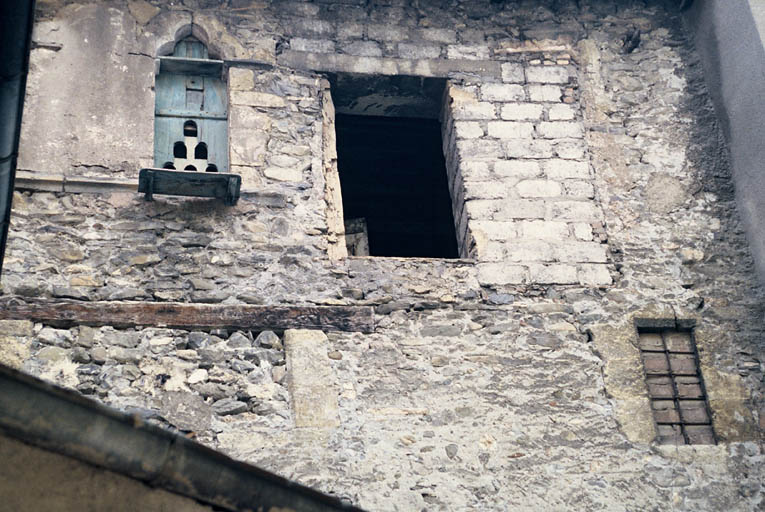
[277,50,501,79]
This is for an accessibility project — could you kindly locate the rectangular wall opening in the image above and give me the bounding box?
[637,327,716,445]
[329,73,459,259]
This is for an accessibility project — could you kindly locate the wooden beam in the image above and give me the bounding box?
[0,300,375,333]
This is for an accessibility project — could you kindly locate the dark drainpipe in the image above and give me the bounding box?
[0,0,36,279]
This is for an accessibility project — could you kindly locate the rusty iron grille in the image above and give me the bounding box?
[638,328,716,445]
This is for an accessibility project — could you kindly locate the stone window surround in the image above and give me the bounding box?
[317,57,501,262]
[590,304,759,446]
[308,49,612,290]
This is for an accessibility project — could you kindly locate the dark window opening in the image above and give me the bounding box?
[331,74,457,259]
[205,164,218,173]
[184,165,197,171]
[173,141,187,159]
[638,327,716,445]
[162,162,175,170]
[183,120,197,137]
[195,142,208,160]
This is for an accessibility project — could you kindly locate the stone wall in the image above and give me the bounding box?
[3,0,764,510]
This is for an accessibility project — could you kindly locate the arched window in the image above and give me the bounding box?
[183,120,198,137]
[154,35,227,173]
[194,142,207,160]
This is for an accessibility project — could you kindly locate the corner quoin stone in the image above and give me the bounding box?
[284,329,340,428]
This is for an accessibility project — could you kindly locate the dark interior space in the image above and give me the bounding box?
[335,113,458,258]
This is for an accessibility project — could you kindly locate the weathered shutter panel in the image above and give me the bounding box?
[154,37,227,172]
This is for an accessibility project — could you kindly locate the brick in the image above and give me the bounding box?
[528,264,578,284]
[528,84,562,102]
[398,43,441,59]
[564,181,595,198]
[465,199,501,219]
[230,128,268,166]
[548,104,576,120]
[544,159,590,179]
[231,91,286,108]
[554,140,586,159]
[525,66,569,84]
[479,240,506,261]
[229,68,255,91]
[501,62,524,83]
[578,264,612,285]
[457,139,503,159]
[538,122,584,139]
[287,18,334,38]
[466,199,545,220]
[264,167,303,182]
[482,83,526,102]
[418,28,457,43]
[572,223,593,240]
[477,263,527,285]
[517,179,561,198]
[520,220,568,239]
[471,220,518,240]
[464,181,508,200]
[506,240,553,262]
[494,200,546,219]
[503,139,554,159]
[494,160,541,178]
[338,23,365,39]
[368,24,409,42]
[488,121,534,139]
[342,40,383,57]
[454,121,484,139]
[554,242,608,263]
[452,101,496,120]
[548,201,602,222]
[447,44,490,60]
[460,161,492,180]
[289,38,335,53]
[501,103,543,120]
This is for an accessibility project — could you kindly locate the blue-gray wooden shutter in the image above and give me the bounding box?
[154,38,228,172]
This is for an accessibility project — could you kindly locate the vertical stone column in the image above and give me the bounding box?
[284,329,340,428]
[320,81,348,260]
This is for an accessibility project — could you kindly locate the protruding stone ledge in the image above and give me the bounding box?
[277,50,501,79]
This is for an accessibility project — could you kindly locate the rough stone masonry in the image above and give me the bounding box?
[1,0,764,510]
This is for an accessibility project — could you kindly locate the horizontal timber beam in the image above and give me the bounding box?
[0,299,375,333]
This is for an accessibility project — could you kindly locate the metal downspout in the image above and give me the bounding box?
[0,0,36,279]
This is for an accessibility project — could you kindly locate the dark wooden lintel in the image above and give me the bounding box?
[0,300,375,333]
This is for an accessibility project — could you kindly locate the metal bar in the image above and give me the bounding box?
[638,326,717,445]
[660,330,691,445]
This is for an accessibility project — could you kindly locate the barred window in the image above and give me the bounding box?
[638,328,716,445]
